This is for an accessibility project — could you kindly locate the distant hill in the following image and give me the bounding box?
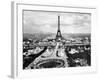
[62,33,91,39]
[23,33,55,41]
[23,33,91,41]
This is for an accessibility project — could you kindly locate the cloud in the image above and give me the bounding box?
[23,10,91,34]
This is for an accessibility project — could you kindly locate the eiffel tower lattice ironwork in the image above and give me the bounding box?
[56,16,63,41]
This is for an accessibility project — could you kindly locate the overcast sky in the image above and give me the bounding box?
[23,10,91,34]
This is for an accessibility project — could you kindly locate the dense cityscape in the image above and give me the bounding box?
[23,16,91,69]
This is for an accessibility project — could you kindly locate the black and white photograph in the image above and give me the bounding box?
[23,10,91,70]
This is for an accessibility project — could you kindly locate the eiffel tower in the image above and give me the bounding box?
[56,16,63,41]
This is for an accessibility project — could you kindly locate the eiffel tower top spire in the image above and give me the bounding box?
[56,16,62,41]
[58,16,60,31]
